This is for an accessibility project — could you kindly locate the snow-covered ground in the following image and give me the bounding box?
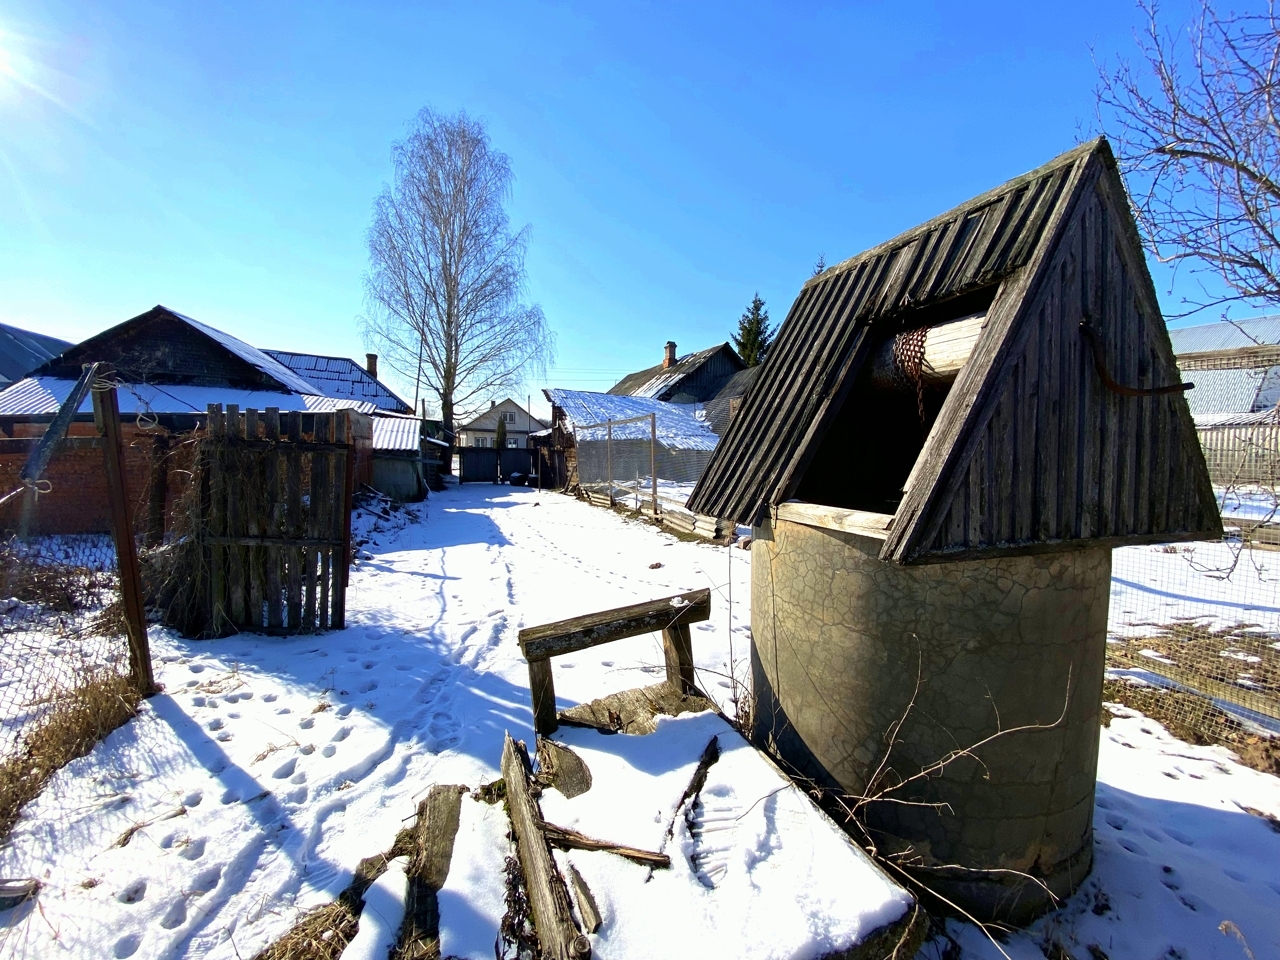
[1,484,1278,960]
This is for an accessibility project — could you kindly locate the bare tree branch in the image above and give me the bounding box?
[1098,1,1280,314]
[360,108,554,458]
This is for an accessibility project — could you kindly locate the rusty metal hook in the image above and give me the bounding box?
[1079,320,1193,398]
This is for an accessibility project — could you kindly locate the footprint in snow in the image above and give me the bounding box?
[159,900,187,929]
[220,789,241,805]
[191,696,206,707]
[298,717,315,730]
[287,785,308,804]
[1117,838,1147,856]
[336,704,353,718]
[275,707,292,715]
[216,732,232,742]
[322,744,337,758]
[188,866,222,896]
[113,934,141,958]
[272,757,298,780]
[183,790,203,807]
[262,693,277,703]
[206,719,224,731]
[358,680,378,693]
[116,879,147,904]
[331,725,352,742]
[188,664,205,674]
[290,769,307,785]
[179,838,206,861]
[363,661,376,670]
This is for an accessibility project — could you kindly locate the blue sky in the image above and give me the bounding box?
[0,0,1227,416]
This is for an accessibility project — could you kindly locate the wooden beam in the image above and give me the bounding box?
[398,784,467,960]
[501,734,591,960]
[528,659,559,735]
[867,312,986,392]
[662,624,696,695]
[92,371,156,696]
[775,501,895,541]
[518,588,711,662]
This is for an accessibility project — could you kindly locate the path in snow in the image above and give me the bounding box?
[0,484,752,960]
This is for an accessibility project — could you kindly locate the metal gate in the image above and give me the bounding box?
[459,447,499,483]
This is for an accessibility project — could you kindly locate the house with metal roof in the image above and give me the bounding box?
[0,323,71,387]
[263,349,412,414]
[1165,316,1280,427]
[608,341,746,403]
[457,398,546,449]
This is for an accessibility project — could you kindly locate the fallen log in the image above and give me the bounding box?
[501,734,592,960]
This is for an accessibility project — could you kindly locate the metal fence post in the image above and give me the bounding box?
[92,365,156,696]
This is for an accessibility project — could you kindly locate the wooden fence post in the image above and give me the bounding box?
[207,404,228,635]
[92,367,156,696]
[334,412,355,629]
[650,412,657,518]
[606,419,614,508]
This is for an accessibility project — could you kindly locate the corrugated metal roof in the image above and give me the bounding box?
[1168,316,1280,354]
[544,388,719,451]
[371,416,422,451]
[688,140,1089,525]
[265,350,411,413]
[0,376,378,417]
[1193,407,1280,426]
[1183,368,1270,417]
[0,323,71,385]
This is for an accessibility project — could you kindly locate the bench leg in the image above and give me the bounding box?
[662,624,696,695]
[528,659,559,735]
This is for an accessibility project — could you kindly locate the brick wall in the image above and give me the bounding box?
[0,424,193,537]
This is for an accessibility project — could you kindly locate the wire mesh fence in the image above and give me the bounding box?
[0,371,157,834]
[1105,422,1280,753]
[573,413,718,524]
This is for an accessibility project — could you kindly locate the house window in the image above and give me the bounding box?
[506,438,519,449]
[472,436,486,448]
[503,412,516,423]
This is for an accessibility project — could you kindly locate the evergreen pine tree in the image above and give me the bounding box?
[812,254,826,276]
[495,414,507,450]
[732,293,775,367]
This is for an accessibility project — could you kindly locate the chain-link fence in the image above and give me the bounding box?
[1105,421,1280,757]
[0,373,155,835]
[573,413,727,536]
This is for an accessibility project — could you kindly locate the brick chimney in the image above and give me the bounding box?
[663,341,677,369]
[365,353,378,379]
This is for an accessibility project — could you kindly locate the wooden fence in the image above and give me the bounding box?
[201,404,354,634]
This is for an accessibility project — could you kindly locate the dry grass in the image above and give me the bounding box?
[1103,678,1280,775]
[0,670,141,841]
[254,830,415,960]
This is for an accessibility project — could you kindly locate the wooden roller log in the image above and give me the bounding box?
[868,312,986,391]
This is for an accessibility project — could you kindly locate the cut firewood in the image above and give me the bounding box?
[501,733,592,960]
[540,821,671,868]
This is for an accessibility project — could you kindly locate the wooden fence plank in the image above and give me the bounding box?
[317,413,332,631]
[265,408,283,630]
[333,412,351,629]
[518,589,711,662]
[286,411,303,633]
[207,404,227,634]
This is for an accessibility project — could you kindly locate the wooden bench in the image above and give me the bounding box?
[517,588,711,734]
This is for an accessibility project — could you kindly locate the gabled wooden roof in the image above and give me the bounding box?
[688,138,1221,563]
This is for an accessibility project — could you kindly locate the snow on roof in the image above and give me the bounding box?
[264,350,411,413]
[544,388,719,451]
[0,376,378,417]
[371,416,422,451]
[1169,316,1280,354]
[1182,367,1280,418]
[610,344,727,399]
[173,311,321,396]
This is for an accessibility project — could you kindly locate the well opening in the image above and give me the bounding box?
[793,284,998,516]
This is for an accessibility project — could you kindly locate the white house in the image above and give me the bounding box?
[457,398,546,449]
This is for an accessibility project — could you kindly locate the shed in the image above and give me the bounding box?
[608,341,746,403]
[688,138,1220,923]
[370,415,446,501]
[0,323,71,387]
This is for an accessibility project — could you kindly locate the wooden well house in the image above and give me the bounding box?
[687,138,1220,923]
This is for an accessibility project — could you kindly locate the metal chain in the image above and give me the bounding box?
[892,326,929,424]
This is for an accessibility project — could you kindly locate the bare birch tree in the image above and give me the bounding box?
[1098,1,1280,313]
[362,108,553,459]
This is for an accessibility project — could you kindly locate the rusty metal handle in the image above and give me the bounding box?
[1079,320,1193,397]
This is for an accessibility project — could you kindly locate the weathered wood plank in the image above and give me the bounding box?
[500,735,591,960]
[556,682,716,736]
[565,864,601,935]
[334,412,354,630]
[662,623,696,696]
[396,784,467,960]
[518,588,711,662]
[286,411,303,632]
[265,408,283,631]
[529,659,559,736]
[226,404,246,627]
[775,501,893,541]
[537,739,593,799]
[540,821,669,868]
